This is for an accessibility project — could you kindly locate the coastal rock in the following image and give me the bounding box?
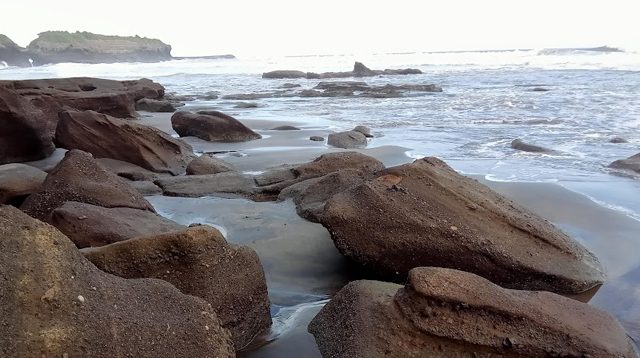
[155,171,255,198]
[352,125,373,138]
[0,205,234,358]
[316,157,605,294]
[308,267,635,358]
[327,131,368,149]
[186,155,234,175]
[314,81,370,91]
[262,70,307,79]
[128,180,163,195]
[352,61,377,77]
[609,136,628,144]
[55,110,194,175]
[511,138,555,153]
[280,83,301,88]
[270,125,301,130]
[21,150,154,222]
[96,158,159,181]
[0,86,56,164]
[171,110,262,142]
[310,136,325,141]
[234,102,260,108]
[0,34,31,66]
[0,163,47,204]
[82,226,271,350]
[609,153,640,174]
[135,98,178,112]
[51,201,184,248]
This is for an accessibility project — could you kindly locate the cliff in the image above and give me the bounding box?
[0,34,32,66]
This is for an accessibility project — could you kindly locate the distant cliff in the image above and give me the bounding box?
[1,31,233,67]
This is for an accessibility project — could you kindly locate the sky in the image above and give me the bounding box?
[1,0,638,57]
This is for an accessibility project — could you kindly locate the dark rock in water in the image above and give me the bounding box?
[316,157,605,294]
[609,153,640,174]
[353,62,377,77]
[128,180,163,195]
[21,150,154,222]
[270,125,301,131]
[164,93,196,102]
[82,226,271,350]
[530,87,551,92]
[314,81,370,91]
[609,136,628,144]
[309,267,635,358]
[0,205,234,358]
[55,110,194,175]
[0,163,47,205]
[135,98,178,112]
[382,68,423,75]
[511,138,555,153]
[96,158,160,181]
[352,125,373,138]
[197,91,220,100]
[280,83,301,89]
[262,70,307,79]
[186,155,234,175]
[0,86,56,164]
[155,171,255,198]
[310,136,325,142]
[234,101,260,108]
[171,110,262,142]
[51,201,184,248]
[222,93,275,100]
[328,131,368,149]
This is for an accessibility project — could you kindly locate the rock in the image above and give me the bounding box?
[280,83,301,89]
[531,87,551,92]
[352,125,373,138]
[610,136,628,144]
[234,101,259,108]
[262,70,307,79]
[197,91,220,100]
[128,180,163,195]
[0,163,47,204]
[327,131,368,149]
[21,150,154,222]
[382,68,423,75]
[511,139,555,153]
[270,125,301,131]
[55,110,194,175]
[314,81,370,91]
[308,267,635,358]
[0,86,56,164]
[310,136,325,142]
[155,172,255,198]
[609,153,640,174]
[51,201,184,248]
[352,62,377,77]
[186,155,234,175]
[0,205,234,358]
[171,110,262,142]
[316,157,605,294]
[135,98,177,112]
[96,158,159,181]
[82,226,271,350]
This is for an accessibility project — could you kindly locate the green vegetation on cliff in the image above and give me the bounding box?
[0,34,20,49]
[27,31,171,54]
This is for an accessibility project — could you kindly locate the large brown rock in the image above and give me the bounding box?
[171,110,262,142]
[309,267,635,358]
[0,205,234,358]
[317,157,605,294]
[83,226,271,350]
[0,163,47,204]
[0,86,56,163]
[155,171,256,198]
[327,131,368,149]
[51,201,184,248]
[21,150,154,222]
[609,152,640,174]
[187,155,234,175]
[55,110,194,175]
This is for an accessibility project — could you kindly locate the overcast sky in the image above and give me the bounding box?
[1,0,638,57]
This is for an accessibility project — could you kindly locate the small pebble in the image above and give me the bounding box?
[77,295,85,303]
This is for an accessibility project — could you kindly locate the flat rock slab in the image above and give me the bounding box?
[83,226,271,350]
[0,163,47,204]
[171,110,262,142]
[0,205,233,358]
[317,157,605,294]
[309,267,635,358]
[51,201,184,248]
[155,171,256,198]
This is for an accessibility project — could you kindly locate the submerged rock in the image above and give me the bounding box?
[309,267,635,358]
[0,205,234,358]
[21,150,154,222]
[327,131,368,149]
[51,201,184,248]
[262,70,307,79]
[55,110,194,175]
[83,226,271,350]
[171,110,262,142]
[609,153,640,174]
[270,125,301,131]
[511,138,555,153]
[352,125,373,138]
[186,155,234,175]
[316,157,605,294]
[609,136,628,144]
[0,163,47,204]
[263,62,424,79]
[310,136,325,142]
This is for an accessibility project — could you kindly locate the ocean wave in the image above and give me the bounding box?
[538,46,624,56]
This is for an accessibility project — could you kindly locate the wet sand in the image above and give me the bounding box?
[136,112,639,354]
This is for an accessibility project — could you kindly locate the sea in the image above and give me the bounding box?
[2,47,639,354]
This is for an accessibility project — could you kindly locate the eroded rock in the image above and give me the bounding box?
[609,153,640,174]
[187,155,234,175]
[0,163,47,204]
[327,131,368,149]
[171,110,262,142]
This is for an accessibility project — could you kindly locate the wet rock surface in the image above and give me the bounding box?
[316,157,605,294]
[262,62,423,79]
[609,152,640,174]
[327,131,368,149]
[55,110,194,175]
[309,267,635,358]
[0,163,47,204]
[155,171,256,198]
[135,97,179,112]
[0,205,234,358]
[511,138,555,153]
[187,155,235,175]
[82,226,271,350]
[21,150,154,222]
[172,110,262,142]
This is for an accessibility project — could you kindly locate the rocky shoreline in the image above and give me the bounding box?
[0,76,638,357]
